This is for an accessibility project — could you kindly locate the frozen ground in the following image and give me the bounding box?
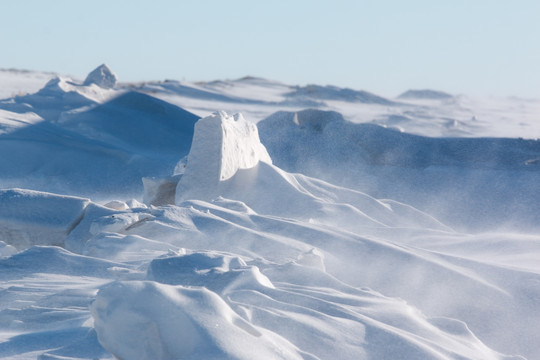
[0,66,539,359]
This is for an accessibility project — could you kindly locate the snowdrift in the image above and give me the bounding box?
[91,281,306,360]
[58,91,198,154]
[259,109,540,171]
[85,111,535,359]
[159,111,448,231]
[258,109,540,231]
[2,188,536,359]
[1,67,539,360]
[0,72,199,197]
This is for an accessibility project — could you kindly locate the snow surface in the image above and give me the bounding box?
[0,189,89,249]
[0,66,539,359]
[258,109,540,232]
[0,69,58,99]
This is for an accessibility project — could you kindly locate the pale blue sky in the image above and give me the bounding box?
[1,0,539,97]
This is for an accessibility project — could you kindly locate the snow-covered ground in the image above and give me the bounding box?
[0,65,539,359]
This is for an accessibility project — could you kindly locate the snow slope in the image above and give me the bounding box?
[0,66,539,359]
[0,189,89,249]
[258,109,540,232]
[0,78,199,197]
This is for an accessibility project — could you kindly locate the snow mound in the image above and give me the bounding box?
[26,76,96,113]
[59,91,199,154]
[83,64,117,89]
[91,281,306,360]
[175,111,271,203]
[260,109,540,170]
[0,93,199,197]
[258,109,540,231]
[0,189,89,249]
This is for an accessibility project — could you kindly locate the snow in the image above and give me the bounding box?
[0,84,199,198]
[0,65,539,359]
[91,281,305,360]
[83,64,118,89]
[398,89,454,100]
[286,84,396,105]
[258,109,540,232]
[0,69,58,99]
[175,111,271,203]
[0,109,43,135]
[0,189,89,249]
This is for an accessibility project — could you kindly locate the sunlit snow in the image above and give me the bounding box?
[0,65,539,359]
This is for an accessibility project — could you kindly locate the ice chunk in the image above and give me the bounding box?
[142,175,181,206]
[175,111,271,203]
[0,189,89,249]
[83,64,117,89]
[103,200,129,211]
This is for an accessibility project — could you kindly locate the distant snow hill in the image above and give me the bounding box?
[286,84,397,105]
[398,89,454,100]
